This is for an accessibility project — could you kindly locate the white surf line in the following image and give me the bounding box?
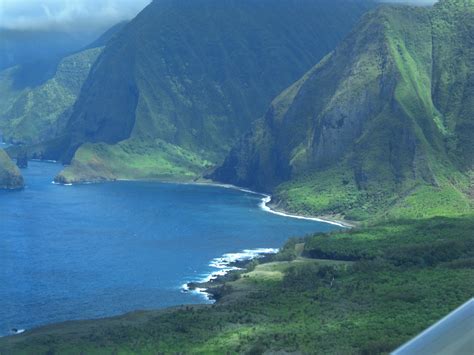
[182,248,279,301]
[181,282,214,302]
[184,181,349,227]
[0,328,26,338]
[51,181,72,186]
[52,176,349,227]
[258,195,349,228]
[31,159,58,163]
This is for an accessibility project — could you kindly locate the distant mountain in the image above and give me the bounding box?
[0,29,98,72]
[0,149,23,189]
[0,22,127,146]
[213,0,473,221]
[53,0,375,183]
[0,48,103,145]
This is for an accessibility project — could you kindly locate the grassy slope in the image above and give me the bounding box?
[1,216,472,354]
[273,167,472,221]
[0,48,102,145]
[430,0,474,168]
[55,0,375,183]
[1,1,472,354]
[213,0,474,222]
[0,149,23,189]
[56,139,213,183]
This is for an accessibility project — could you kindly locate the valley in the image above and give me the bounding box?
[0,0,472,353]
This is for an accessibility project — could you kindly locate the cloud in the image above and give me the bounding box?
[0,0,439,34]
[0,0,152,32]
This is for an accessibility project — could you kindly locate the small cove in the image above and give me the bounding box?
[0,161,339,335]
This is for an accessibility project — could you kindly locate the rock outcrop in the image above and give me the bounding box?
[0,149,24,189]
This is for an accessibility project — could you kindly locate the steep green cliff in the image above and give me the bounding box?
[0,48,103,145]
[0,149,23,189]
[0,22,126,146]
[54,0,375,183]
[213,0,474,220]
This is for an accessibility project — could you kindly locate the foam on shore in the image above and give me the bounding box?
[259,195,348,227]
[31,159,58,163]
[186,181,349,227]
[49,175,350,227]
[182,248,279,301]
[51,181,73,186]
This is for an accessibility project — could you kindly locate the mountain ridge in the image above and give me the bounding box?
[212,0,473,221]
[0,21,127,146]
[51,0,376,183]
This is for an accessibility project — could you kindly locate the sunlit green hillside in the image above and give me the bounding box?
[214,0,473,221]
[53,0,375,183]
[0,148,23,189]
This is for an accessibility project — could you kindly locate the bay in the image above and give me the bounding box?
[0,161,338,335]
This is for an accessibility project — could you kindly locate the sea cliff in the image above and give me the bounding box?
[0,149,23,190]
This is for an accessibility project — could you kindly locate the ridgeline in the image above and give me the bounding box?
[213,0,473,222]
[51,0,375,183]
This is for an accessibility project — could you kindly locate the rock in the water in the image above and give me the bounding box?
[16,148,28,168]
[0,149,24,189]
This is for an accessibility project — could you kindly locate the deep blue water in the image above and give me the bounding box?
[0,161,338,335]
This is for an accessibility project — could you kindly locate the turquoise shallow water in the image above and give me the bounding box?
[0,161,339,335]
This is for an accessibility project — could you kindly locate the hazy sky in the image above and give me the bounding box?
[0,0,152,32]
[0,0,437,32]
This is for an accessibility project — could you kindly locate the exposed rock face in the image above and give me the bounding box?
[0,149,24,190]
[51,0,376,182]
[212,0,474,218]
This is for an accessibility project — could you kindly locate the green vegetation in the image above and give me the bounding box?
[273,167,472,221]
[56,138,213,184]
[1,1,472,354]
[2,216,472,353]
[213,0,474,222]
[0,48,103,144]
[52,0,375,180]
[0,148,23,189]
[0,21,127,146]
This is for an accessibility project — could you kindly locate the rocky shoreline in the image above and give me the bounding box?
[0,149,24,190]
[184,249,278,302]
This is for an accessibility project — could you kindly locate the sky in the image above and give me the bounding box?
[0,0,438,33]
[0,0,152,32]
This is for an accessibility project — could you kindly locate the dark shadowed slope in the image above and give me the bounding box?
[53,0,376,183]
[0,22,127,146]
[0,48,103,145]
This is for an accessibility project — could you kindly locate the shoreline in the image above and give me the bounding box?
[1,162,354,336]
[52,173,353,228]
[144,179,356,228]
[36,155,353,229]
[182,248,279,301]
